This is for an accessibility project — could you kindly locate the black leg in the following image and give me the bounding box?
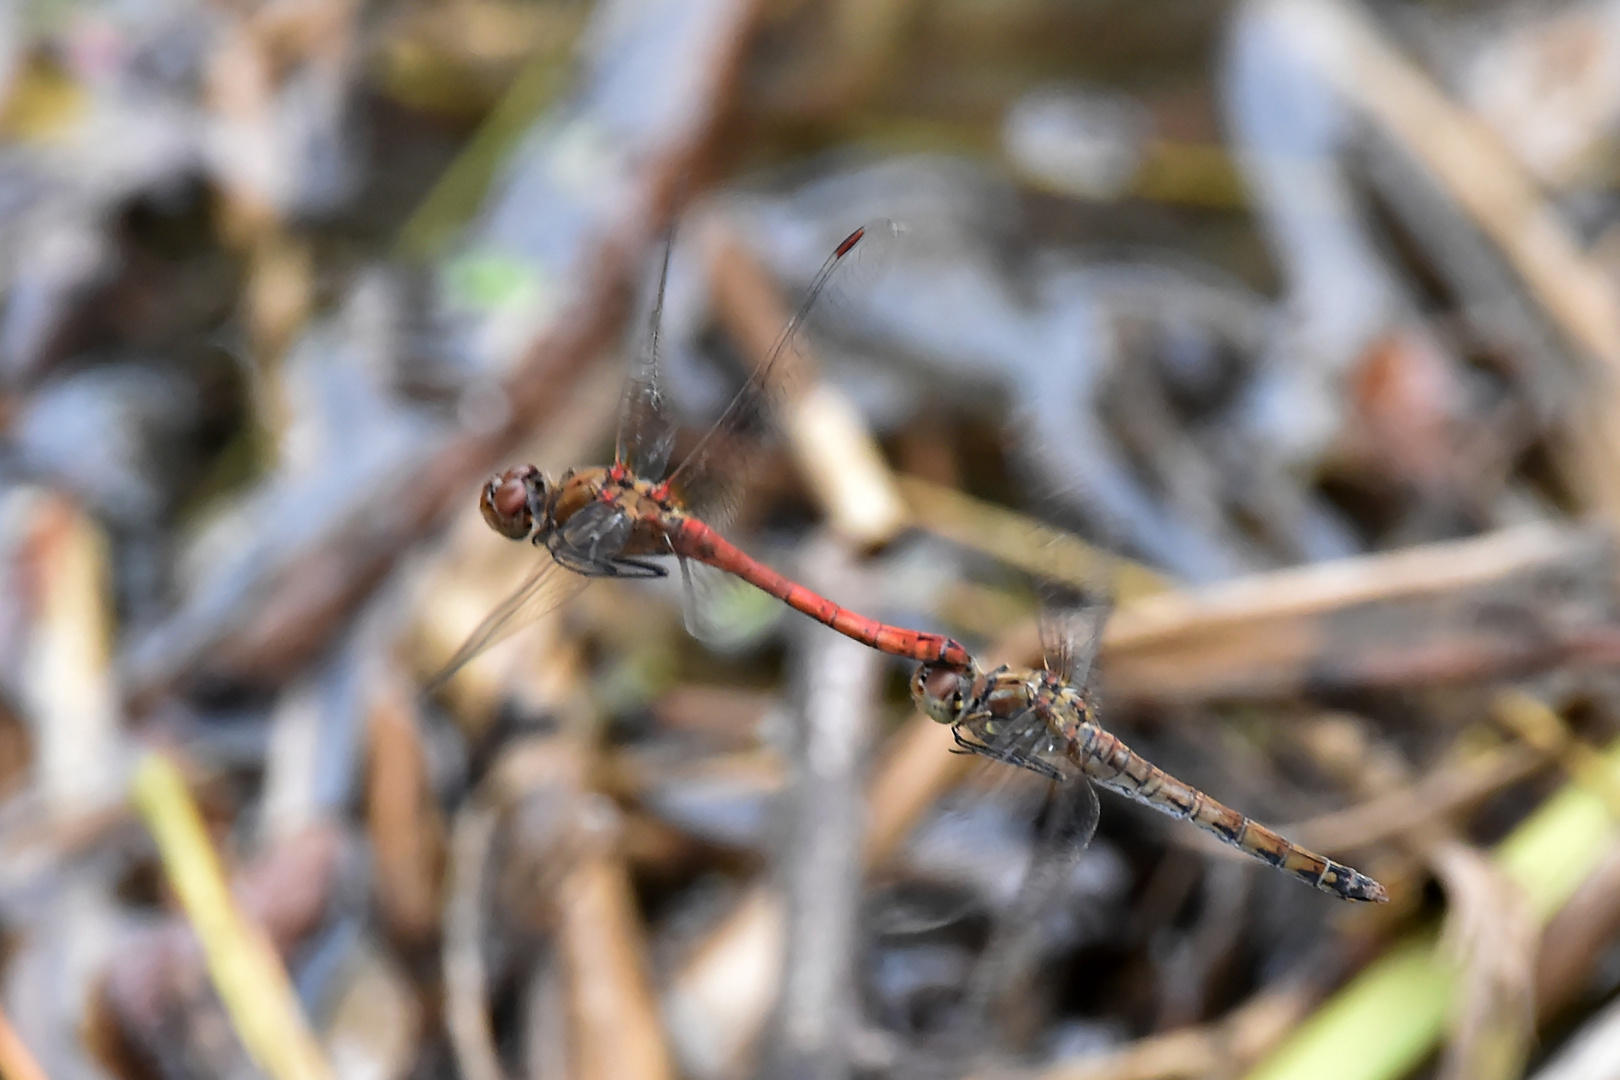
[951,724,1065,782]
[550,549,669,580]
[608,555,669,579]
[551,547,616,577]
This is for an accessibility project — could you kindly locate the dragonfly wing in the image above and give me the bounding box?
[427,558,590,690]
[1045,774,1101,856]
[960,774,1099,1032]
[1038,583,1116,696]
[676,554,783,651]
[616,226,679,481]
[666,220,903,535]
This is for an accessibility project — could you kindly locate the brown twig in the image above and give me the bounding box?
[477,731,673,1080]
[1535,840,1620,1022]
[365,675,445,946]
[555,804,675,1080]
[1430,841,1538,1080]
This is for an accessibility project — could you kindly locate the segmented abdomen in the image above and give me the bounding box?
[666,517,972,667]
[1069,725,1387,903]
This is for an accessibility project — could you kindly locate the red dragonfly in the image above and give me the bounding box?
[436,222,971,682]
[912,592,1387,902]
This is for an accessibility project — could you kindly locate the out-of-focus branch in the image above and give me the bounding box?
[763,541,882,1080]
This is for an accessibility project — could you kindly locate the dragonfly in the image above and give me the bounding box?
[436,222,971,682]
[911,595,1388,903]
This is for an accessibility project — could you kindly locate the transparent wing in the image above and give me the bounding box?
[666,219,902,535]
[426,558,591,690]
[880,707,1091,938]
[1046,775,1102,855]
[615,226,679,481]
[961,776,1099,1035]
[1038,582,1115,695]
[674,554,784,652]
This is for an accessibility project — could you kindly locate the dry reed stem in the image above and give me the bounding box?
[768,548,883,1080]
[1535,840,1620,1022]
[20,493,119,819]
[1528,992,1620,1080]
[132,753,334,1080]
[1027,980,1318,1080]
[897,476,1169,601]
[664,627,1051,1078]
[1103,521,1620,703]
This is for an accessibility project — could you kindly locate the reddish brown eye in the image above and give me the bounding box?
[479,465,543,540]
[923,665,964,703]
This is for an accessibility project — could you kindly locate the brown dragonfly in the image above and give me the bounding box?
[911,596,1388,902]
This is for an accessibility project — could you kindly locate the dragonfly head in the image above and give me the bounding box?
[480,465,552,541]
[911,662,975,725]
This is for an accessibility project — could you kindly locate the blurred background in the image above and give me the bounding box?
[6,0,1620,1078]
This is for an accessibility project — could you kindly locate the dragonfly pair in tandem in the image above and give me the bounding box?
[444,221,1388,904]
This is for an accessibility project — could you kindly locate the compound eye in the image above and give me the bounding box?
[915,665,968,724]
[479,466,538,540]
[922,666,963,704]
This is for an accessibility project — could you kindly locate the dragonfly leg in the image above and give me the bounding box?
[549,546,617,577]
[548,545,669,579]
[951,725,1065,783]
[605,555,668,579]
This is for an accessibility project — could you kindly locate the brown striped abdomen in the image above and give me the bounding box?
[667,518,972,667]
[1069,726,1387,903]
